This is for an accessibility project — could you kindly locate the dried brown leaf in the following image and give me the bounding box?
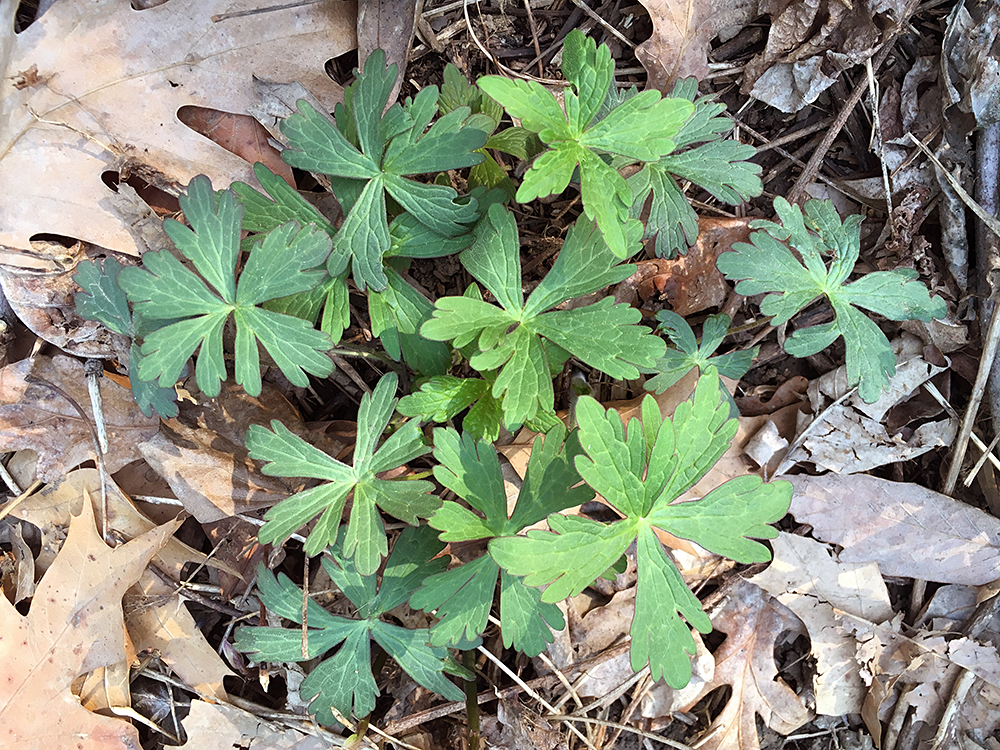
[0,0,356,258]
[789,473,1000,585]
[694,579,812,750]
[0,355,158,483]
[0,494,178,749]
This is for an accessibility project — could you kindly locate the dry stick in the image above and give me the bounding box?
[522,0,543,78]
[476,645,599,750]
[381,640,633,736]
[785,0,921,205]
[567,0,635,50]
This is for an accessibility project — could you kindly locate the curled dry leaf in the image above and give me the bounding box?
[636,0,759,90]
[0,355,159,483]
[10,468,235,699]
[0,0,355,258]
[750,532,893,716]
[789,473,1000,585]
[0,493,179,750]
[690,579,812,750]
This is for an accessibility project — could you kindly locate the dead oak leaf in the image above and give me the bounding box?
[0,0,356,259]
[693,579,812,750]
[0,492,180,750]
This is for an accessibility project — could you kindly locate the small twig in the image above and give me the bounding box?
[84,358,108,454]
[943,296,1000,495]
[522,0,543,78]
[476,645,599,750]
[567,0,635,50]
[300,553,310,659]
[545,714,695,749]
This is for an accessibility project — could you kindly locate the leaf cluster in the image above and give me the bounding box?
[491,370,792,686]
[628,78,763,258]
[421,204,666,429]
[479,29,695,257]
[410,424,590,655]
[234,526,466,726]
[716,197,947,403]
[246,372,438,574]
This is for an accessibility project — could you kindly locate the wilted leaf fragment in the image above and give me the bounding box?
[410,425,589,654]
[716,198,946,403]
[479,30,694,257]
[235,526,465,726]
[246,372,438,573]
[490,370,792,687]
[118,176,335,398]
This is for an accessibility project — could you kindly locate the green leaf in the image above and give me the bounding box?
[717,197,946,402]
[234,526,462,727]
[644,312,757,417]
[118,176,335,397]
[490,369,791,687]
[397,376,491,424]
[281,51,489,291]
[480,31,694,256]
[73,257,132,336]
[423,208,664,429]
[246,373,436,571]
[409,426,585,654]
[73,258,180,418]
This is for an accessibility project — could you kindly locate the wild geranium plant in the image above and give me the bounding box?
[71,27,948,733]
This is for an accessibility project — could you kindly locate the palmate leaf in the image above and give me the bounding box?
[245,372,439,573]
[117,176,334,398]
[422,205,665,429]
[234,526,465,726]
[628,82,762,258]
[716,197,947,403]
[645,311,757,418]
[409,425,588,654]
[281,50,489,291]
[73,257,180,418]
[490,369,792,687]
[478,30,694,256]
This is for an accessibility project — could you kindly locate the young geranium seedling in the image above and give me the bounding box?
[280,49,490,291]
[490,369,791,687]
[234,526,466,727]
[116,176,336,398]
[421,204,666,428]
[645,311,758,417]
[628,78,763,258]
[716,197,947,403]
[245,372,439,574]
[478,29,694,257]
[410,424,590,655]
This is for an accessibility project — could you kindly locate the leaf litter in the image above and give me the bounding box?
[1,1,999,749]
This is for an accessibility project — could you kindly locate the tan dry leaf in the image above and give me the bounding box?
[749,532,893,716]
[0,0,356,259]
[138,382,321,522]
[636,0,759,90]
[0,493,179,750]
[11,469,235,699]
[179,700,314,750]
[789,473,1000,585]
[0,355,159,483]
[693,579,812,750]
